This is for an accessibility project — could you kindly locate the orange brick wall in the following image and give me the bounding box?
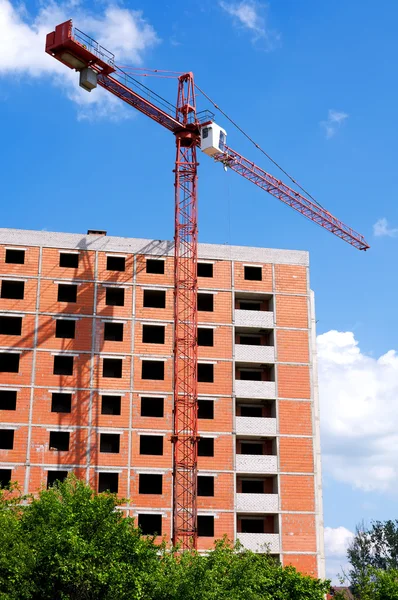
[0,238,321,574]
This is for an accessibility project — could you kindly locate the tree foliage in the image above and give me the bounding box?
[343,520,398,599]
[0,476,329,600]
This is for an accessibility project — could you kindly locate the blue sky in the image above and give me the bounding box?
[1,0,398,582]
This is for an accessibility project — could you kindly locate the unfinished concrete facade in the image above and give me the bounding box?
[0,228,325,577]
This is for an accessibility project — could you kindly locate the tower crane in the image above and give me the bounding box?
[45,20,369,551]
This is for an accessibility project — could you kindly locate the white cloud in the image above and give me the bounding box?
[219,1,280,49]
[0,0,159,119]
[318,330,398,492]
[373,217,398,238]
[320,109,348,139]
[324,526,354,583]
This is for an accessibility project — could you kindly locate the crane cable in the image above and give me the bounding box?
[195,83,325,209]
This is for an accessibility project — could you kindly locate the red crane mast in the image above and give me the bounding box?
[45,20,369,551]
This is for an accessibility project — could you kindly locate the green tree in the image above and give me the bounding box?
[347,520,398,592]
[0,475,330,600]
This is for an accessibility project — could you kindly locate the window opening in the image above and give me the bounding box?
[51,393,72,413]
[1,280,24,299]
[5,249,25,264]
[146,259,165,274]
[198,437,214,457]
[198,400,214,419]
[143,289,166,308]
[107,256,125,271]
[0,353,20,373]
[101,395,121,415]
[105,287,125,306]
[104,322,124,341]
[0,316,22,336]
[49,431,70,451]
[141,397,164,417]
[142,324,165,344]
[244,266,262,281]
[100,433,120,453]
[55,319,76,339]
[140,435,163,455]
[57,284,77,303]
[197,293,214,312]
[197,263,213,277]
[59,253,79,268]
[142,360,164,380]
[102,358,123,378]
[53,355,73,376]
[0,390,17,410]
[139,474,163,494]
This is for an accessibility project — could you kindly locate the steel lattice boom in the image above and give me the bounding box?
[213,146,369,251]
[45,19,369,552]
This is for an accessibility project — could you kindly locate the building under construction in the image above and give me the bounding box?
[0,227,324,578]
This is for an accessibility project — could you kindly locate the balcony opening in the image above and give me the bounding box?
[142,360,164,380]
[49,431,70,451]
[198,437,214,457]
[107,255,125,272]
[238,477,277,494]
[47,471,68,488]
[102,358,123,378]
[244,266,262,281]
[198,400,214,419]
[0,316,22,336]
[197,515,214,537]
[237,400,275,418]
[139,474,163,495]
[100,433,120,453]
[5,249,25,264]
[238,516,277,534]
[141,397,164,417]
[239,301,262,311]
[53,355,73,376]
[51,392,72,413]
[239,369,261,381]
[146,259,165,274]
[0,469,12,487]
[57,284,77,303]
[238,334,262,346]
[104,322,124,342]
[0,353,20,373]
[239,405,263,417]
[142,324,165,344]
[0,390,17,410]
[138,513,162,536]
[1,280,25,300]
[239,441,263,455]
[238,438,275,456]
[198,363,214,383]
[241,479,264,494]
[140,435,163,455]
[198,293,214,312]
[198,328,214,347]
[105,287,125,306]
[198,476,214,496]
[197,262,213,278]
[143,289,166,308]
[98,472,118,493]
[237,365,274,382]
[235,294,273,312]
[101,395,121,415]
[59,253,79,268]
[55,319,76,339]
[0,429,14,450]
